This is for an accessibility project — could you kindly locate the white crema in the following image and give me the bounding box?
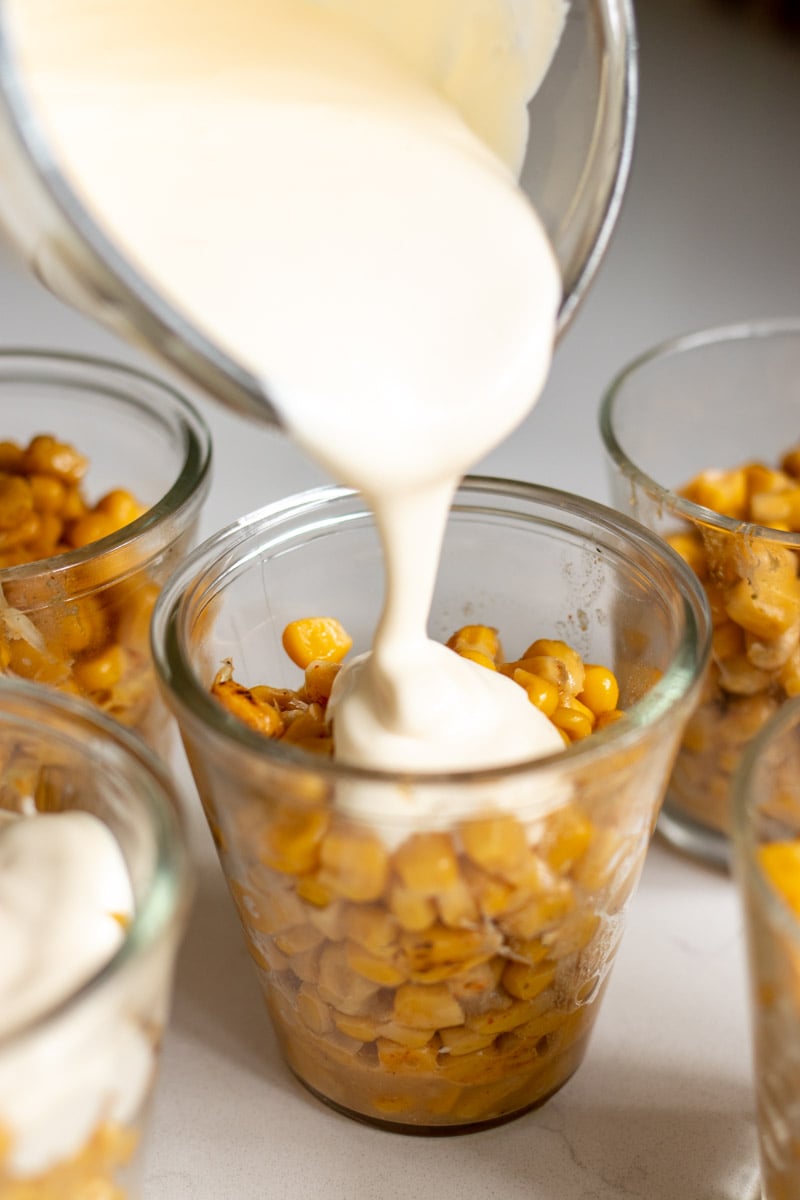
[7,0,568,777]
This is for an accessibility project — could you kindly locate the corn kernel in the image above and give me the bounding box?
[512,668,559,716]
[74,643,128,693]
[320,827,389,901]
[446,624,501,662]
[501,960,556,1001]
[459,813,528,874]
[522,638,586,696]
[260,806,329,875]
[282,617,352,668]
[578,665,620,716]
[394,832,460,895]
[393,982,464,1030]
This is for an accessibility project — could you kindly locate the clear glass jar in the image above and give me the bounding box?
[600,318,800,868]
[151,477,708,1133]
[733,695,800,1200]
[0,676,192,1199]
[0,349,211,760]
[0,0,636,421]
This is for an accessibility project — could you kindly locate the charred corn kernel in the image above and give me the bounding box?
[758,839,800,917]
[96,488,146,529]
[459,813,528,874]
[281,705,328,744]
[345,940,407,986]
[457,648,497,670]
[400,925,496,975]
[523,638,585,697]
[578,665,620,716]
[682,467,748,519]
[320,828,389,902]
[502,960,556,1001]
[666,531,707,578]
[393,982,464,1029]
[388,883,437,931]
[541,807,594,873]
[0,473,33,530]
[551,704,593,741]
[438,1025,496,1056]
[303,658,341,705]
[211,663,285,737]
[296,983,333,1035]
[394,832,460,895]
[74,643,128,693]
[512,668,559,716]
[282,617,352,668]
[446,624,501,662]
[260,807,329,875]
[22,434,88,485]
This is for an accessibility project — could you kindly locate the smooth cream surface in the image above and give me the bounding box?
[0,811,153,1175]
[6,0,566,775]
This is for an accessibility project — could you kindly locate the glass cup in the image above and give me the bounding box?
[151,477,709,1133]
[733,696,800,1200]
[599,318,800,869]
[0,0,636,422]
[0,349,211,760]
[0,676,192,1199]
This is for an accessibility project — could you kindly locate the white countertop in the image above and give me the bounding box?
[0,0,798,1195]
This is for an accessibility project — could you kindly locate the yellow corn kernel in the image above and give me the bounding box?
[333,1010,383,1042]
[344,940,407,986]
[28,472,67,514]
[712,621,745,662]
[281,705,328,745]
[96,488,146,530]
[782,448,800,481]
[0,440,22,472]
[6,637,71,685]
[388,883,437,932]
[436,879,480,927]
[502,960,556,1002]
[394,832,460,895]
[459,813,529,874]
[295,872,334,907]
[551,704,593,742]
[37,594,108,656]
[303,658,341,705]
[260,807,329,875]
[317,942,382,1013]
[541,807,594,873]
[465,998,533,1037]
[716,653,772,697]
[578,665,620,717]
[116,583,160,654]
[448,956,505,1000]
[725,571,800,641]
[758,839,800,918]
[375,1020,438,1049]
[339,904,398,956]
[459,860,516,918]
[67,510,120,549]
[319,827,389,902]
[546,909,601,959]
[296,984,333,1035]
[282,617,352,668]
[498,887,574,940]
[438,1025,496,1056]
[73,643,128,693]
[749,488,800,530]
[273,922,325,958]
[22,434,88,485]
[780,648,800,697]
[512,668,559,716]
[595,709,625,731]
[666,531,707,579]
[61,485,88,522]
[0,473,33,530]
[376,1038,441,1073]
[457,648,497,671]
[446,624,501,662]
[682,467,748,520]
[522,638,586,697]
[393,982,464,1030]
[746,622,800,672]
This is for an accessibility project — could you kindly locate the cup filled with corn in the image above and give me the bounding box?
[151,477,709,1133]
[0,349,211,760]
[0,675,192,1200]
[600,318,800,867]
[733,695,800,1200]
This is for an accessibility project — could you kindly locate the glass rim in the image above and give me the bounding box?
[0,675,193,1048]
[152,475,710,788]
[733,692,800,948]
[0,347,212,587]
[599,316,800,546]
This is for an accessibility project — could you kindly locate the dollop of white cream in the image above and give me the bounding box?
[0,811,154,1177]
